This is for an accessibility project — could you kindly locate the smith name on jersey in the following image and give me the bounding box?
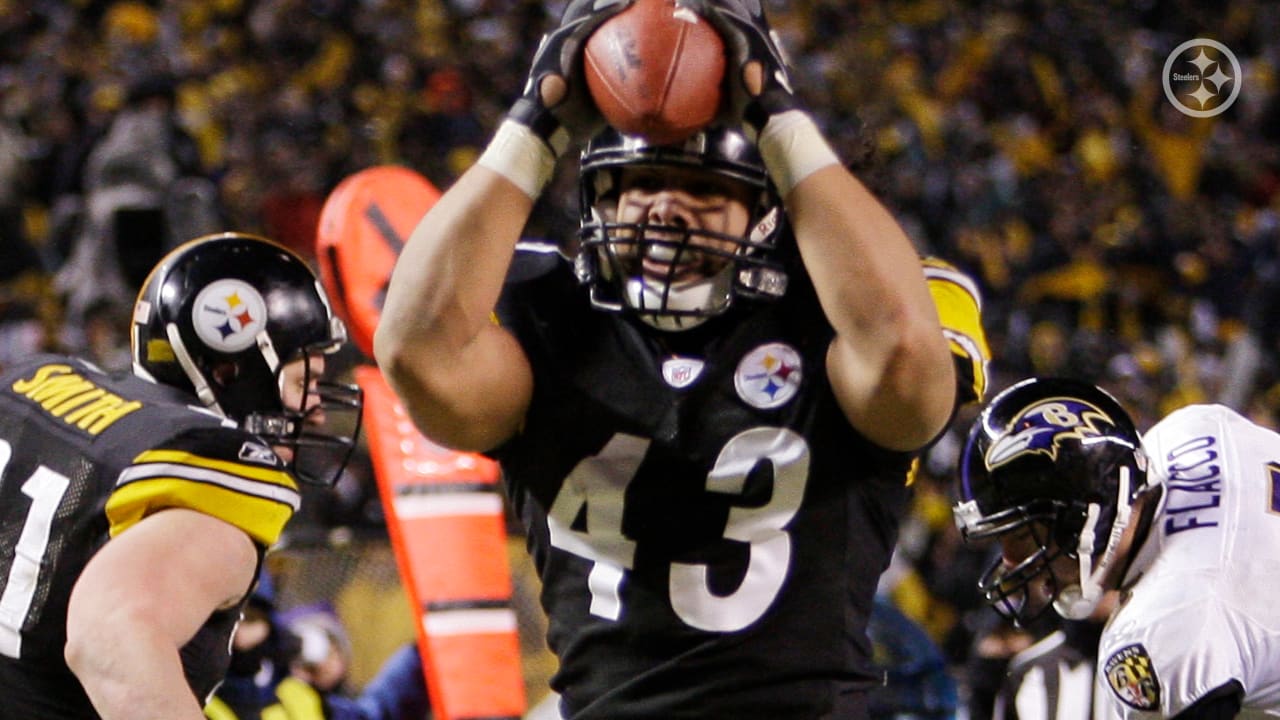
[0,355,300,718]
[485,245,987,719]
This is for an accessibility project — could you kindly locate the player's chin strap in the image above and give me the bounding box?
[735,207,788,299]
[625,271,730,331]
[1055,465,1133,620]
[622,209,786,331]
[167,323,284,422]
[167,322,224,414]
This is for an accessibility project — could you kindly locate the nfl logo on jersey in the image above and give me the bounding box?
[662,357,705,389]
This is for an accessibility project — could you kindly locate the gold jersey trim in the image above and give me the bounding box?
[924,259,990,403]
[108,450,300,546]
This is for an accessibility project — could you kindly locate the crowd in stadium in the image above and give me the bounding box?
[1,0,1278,717]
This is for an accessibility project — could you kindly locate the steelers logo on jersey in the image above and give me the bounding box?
[193,279,268,352]
[1104,643,1161,711]
[734,342,802,409]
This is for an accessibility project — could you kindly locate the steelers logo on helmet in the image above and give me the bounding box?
[735,342,802,409]
[984,397,1119,470]
[192,279,269,353]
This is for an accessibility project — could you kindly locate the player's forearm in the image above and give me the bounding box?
[754,113,946,373]
[378,167,528,364]
[66,620,206,720]
[787,166,955,448]
[787,168,927,332]
[374,165,535,447]
[381,166,530,335]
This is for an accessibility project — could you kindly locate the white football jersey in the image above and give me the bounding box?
[1097,404,1280,718]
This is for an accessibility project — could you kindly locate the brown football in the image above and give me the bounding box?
[583,0,725,145]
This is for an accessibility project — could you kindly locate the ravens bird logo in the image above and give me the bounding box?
[985,397,1117,470]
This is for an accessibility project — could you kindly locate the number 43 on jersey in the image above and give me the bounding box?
[547,427,810,633]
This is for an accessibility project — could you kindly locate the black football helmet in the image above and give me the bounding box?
[576,126,789,331]
[131,232,362,484]
[953,377,1156,624]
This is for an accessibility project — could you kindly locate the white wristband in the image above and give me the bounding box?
[757,110,840,197]
[476,120,558,200]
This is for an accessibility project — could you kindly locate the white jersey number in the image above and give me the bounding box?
[547,427,810,632]
[0,439,72,659]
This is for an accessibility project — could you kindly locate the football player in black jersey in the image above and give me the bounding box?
[375,1,969,718]
[0,232,361,719]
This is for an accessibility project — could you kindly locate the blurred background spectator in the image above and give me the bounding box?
[207,568,430,720]
[4,0,1275,408]
[3,1,1276,716]
[209,567,304,719]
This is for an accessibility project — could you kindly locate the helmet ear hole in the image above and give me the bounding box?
[209,360,239,387]
[1051,504,1087,557]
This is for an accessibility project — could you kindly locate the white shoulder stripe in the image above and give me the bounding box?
[515,240,562,254]
[945,329,989,365]
[117,462,302,511]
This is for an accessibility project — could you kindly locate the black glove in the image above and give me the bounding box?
[694,0,801,140]
[508,0,633,155]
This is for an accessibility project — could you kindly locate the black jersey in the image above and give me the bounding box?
[490,244,928,719]
[0,355,301,719]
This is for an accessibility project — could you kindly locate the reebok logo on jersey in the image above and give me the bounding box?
[734,343,802,409]
[238,441,281,466]
[1104,643,1161,711]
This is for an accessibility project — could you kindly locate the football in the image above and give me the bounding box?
[583,0,725,145]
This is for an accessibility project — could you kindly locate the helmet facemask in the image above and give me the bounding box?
[238,324,364,487]
[577,129,788,331]
[962,463,1141,626]
[957,489,1098,626]
[972,514,1068,626]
